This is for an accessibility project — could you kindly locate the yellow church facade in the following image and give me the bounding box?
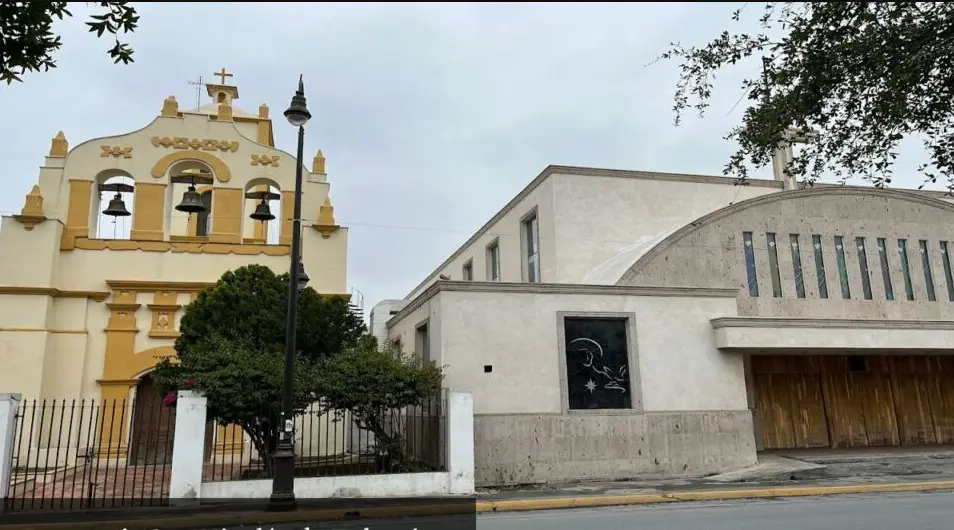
[0,73,348,464]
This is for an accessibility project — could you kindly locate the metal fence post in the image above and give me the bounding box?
[0,393,22,510]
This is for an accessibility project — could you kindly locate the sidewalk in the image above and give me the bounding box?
[475,446,954,512]
[5,448,954,529]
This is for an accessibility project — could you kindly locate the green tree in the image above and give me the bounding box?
[659,2,954,190]
[174,264,364,361]
[315,338,443,472]
[152,264,365,476]
[1,2,138,84]
[153,335,321,476]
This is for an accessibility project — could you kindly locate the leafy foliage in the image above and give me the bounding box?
[658,2,954,190]
[174,264,365,364]
[0,2,138,84]
[152,335,322,475]
[315,338,443,472]
[153,264,365,475]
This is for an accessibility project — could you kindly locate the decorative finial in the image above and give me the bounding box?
[312,149,326,174]
[313,196,339,239]
[161,95,179,117]
[49,131,68,158]
[298,74,304,93]
[258,103,269,119]
[13,185,47,230]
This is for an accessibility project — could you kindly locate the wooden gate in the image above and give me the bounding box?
[129,376,214,465]
[753,354,954,450]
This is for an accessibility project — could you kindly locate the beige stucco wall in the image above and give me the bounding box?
[387,282,755,485]
[405,177,556,300]
[621,187,954,321]
[550,171,781,284]
[388,283,745,414]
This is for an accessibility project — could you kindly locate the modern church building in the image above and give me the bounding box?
[373,150,954,486]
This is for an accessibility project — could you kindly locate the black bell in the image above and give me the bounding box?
[176,186,206,214]
[103,193,131,217]
[250,199,275,222]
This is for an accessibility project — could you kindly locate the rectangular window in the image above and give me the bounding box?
[812,235,829,299]
[941,241,954,301]
[877,238,895,301]
[742,232,759,297]
[919,240,937,302]
[486,240,500,281]
[563,317,632,410]
[522,213,541,283]
[899,239,914,300]
[415,322,431,365]
[855,237,873,300]
[766,233,783,298]
[790,234,806,298]
[834,236,851,299]
[462,260,473,281]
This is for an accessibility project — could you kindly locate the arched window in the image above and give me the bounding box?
[93,173,135,240]
[166,162,215,239]
[243,179,282,245]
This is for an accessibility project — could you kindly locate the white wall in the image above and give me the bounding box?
[388,283,745,415]
[550,171,781,284]
[404,176,555,300]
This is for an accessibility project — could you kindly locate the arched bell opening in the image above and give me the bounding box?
[243,178,282,245]
[165,160,215,239]
[92,170,136,240]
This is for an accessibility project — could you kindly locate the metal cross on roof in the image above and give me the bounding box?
[214,68,233,85]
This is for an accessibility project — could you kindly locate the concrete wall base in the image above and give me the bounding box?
[474,410,756,487]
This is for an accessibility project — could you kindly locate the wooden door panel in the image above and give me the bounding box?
[892,374,938,445]
[789,373,830,448]
[855,373,900,446]
[754,373,796,450]
[929,373,954,444]
[822,372,868,448]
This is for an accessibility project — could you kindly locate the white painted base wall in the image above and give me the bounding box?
[201,472,452,499]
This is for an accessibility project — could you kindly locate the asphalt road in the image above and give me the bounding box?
[478,491,954,530]
[191,490,954,529]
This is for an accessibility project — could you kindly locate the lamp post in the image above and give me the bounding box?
[268,75,312,512]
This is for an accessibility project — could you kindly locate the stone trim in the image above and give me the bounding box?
[556,311,643,414]
[473,409,753,417]
[711,316,954,330]
[388,281,737,329]
[0,285,108,301]
[619,187,954,284]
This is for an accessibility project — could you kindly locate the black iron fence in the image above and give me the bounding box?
[204,393,445,482]
[3,398,175,512]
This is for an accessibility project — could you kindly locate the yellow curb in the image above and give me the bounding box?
[475,480,954,513]
[0,502,472,530]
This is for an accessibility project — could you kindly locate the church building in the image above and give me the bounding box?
[0,71,349,460]
[375,145,954,487]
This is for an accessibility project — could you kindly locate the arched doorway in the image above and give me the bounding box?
[129,375,214,465]
[129,375,176,464]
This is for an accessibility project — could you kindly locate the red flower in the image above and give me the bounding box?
[162,392,177,406]
[185,379,195,389]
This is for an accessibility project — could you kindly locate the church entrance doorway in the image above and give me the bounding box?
[129,375,176,464]
[129,375,214,465]
[753,354,954,450]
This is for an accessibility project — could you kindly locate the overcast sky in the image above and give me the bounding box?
[0,2,938,316]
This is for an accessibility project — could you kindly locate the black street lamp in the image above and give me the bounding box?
[268,75,312,512]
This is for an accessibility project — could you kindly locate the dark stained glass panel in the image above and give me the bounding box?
[563,317,632,410]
